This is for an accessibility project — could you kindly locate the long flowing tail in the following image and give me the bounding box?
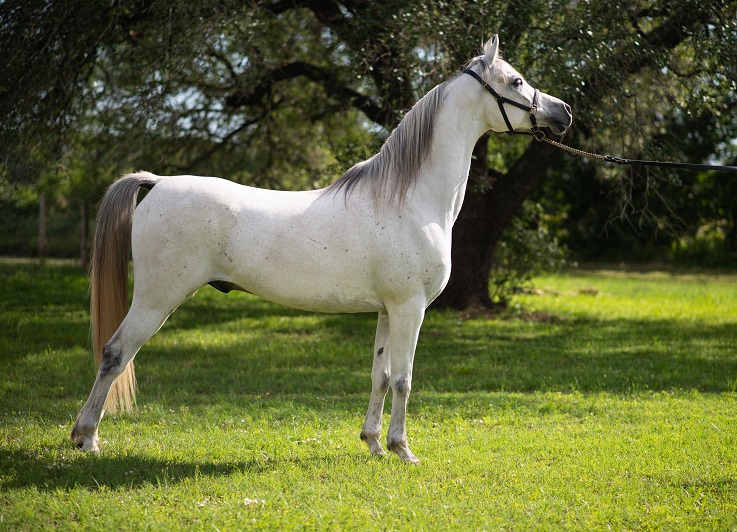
[89,171,162,413]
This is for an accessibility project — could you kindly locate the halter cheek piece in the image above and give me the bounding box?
[463,68,543,140]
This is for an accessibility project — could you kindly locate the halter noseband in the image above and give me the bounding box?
[463,68,543,140]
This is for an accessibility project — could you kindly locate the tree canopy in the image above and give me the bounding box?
[2,0,736,306]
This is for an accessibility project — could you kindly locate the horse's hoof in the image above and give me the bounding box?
[361,431,387,457]
[387,439,420,464]
[73,435,100,452]
[71,428,100,452]
[396,449,420,464]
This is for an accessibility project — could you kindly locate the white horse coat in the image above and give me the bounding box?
[134,176,450,314]
[72,35,572,463]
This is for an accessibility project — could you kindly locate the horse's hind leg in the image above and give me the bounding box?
[71,290,196,451]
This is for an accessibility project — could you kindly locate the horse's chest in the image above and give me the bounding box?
[373,223,452,297]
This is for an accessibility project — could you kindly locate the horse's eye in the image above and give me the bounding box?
[513,78,524,88]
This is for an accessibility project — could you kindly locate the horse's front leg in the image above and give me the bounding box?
[385,301,425,464]
[361,312,391,456]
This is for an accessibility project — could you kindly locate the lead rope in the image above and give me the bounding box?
[535,133,737,173]
[538,135,611,162]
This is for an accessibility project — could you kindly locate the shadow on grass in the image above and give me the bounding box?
[0,445,365,492]
[0,448,255,491]
[0,262,88,312]
[416,317,737,395]
[136,291,737,399]
[8,264,733,397]
[3,282,736,407]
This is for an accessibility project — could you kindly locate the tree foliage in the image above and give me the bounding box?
[2,0,736,304]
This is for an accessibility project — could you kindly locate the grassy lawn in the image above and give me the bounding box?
[1,261,736,530]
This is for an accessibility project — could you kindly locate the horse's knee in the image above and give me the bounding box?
[392,374,410,396]
[376,370,390,393]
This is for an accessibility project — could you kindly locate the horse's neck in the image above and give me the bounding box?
[415,77,488,226]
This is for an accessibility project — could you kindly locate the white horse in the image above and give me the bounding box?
[71,35,572,463]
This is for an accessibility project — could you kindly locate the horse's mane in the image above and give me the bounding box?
[324,79,450,205]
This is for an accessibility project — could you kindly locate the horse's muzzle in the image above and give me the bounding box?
[549,102,573,135]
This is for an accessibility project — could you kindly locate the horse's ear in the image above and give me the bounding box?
[482,34,500,63]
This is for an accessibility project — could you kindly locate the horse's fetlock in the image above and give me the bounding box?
[361,430,387,456]
[386,433,405,452]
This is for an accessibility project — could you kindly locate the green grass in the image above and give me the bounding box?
[1,261,736,530]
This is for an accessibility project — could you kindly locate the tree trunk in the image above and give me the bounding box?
[434,186,497,309]
[433,136,496,309]
[433,138,562,310]
[38,194,47,259]
[80,202,90,270]
[485,141,562,247]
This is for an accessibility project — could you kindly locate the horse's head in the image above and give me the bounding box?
[468,35,572,137]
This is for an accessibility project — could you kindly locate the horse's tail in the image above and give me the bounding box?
[90,171,162,413]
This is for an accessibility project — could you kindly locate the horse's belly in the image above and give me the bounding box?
[229,267,384,313]
[257,287,383,314]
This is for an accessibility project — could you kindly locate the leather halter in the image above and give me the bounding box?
[463,67,543,139]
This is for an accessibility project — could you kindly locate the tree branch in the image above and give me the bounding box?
[253,0,347,25]
[208,47,239,82]
[175,111,268,173]
[225,61,384,124]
